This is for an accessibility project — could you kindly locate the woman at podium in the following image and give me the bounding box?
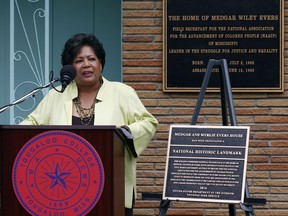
[20,33,158,216]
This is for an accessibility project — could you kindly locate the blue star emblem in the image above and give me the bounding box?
[45,163,72,189]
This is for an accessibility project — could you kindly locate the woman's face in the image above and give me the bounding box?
[72,45,103,88]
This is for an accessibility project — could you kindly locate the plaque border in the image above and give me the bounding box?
[162,125,250,204]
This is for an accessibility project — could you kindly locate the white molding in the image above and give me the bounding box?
[9,0,49,124]
[9,0,15,124]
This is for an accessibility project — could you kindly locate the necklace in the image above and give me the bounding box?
[73,97,98,125]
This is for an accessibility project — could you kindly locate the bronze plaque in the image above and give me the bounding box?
[163,0,284,92]
[163,125,250,203]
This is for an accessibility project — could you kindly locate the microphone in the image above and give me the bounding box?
[60,65,77,93]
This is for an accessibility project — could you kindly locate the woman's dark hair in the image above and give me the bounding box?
[61,33,106,69]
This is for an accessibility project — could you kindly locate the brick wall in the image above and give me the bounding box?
[122,1,288,215]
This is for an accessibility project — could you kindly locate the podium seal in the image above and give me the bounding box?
[12,130,105,216]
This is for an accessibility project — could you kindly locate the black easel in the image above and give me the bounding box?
[146,59,266,216]
[191,59,266,216]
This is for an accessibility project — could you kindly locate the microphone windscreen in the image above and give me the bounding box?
[60,65,77,80]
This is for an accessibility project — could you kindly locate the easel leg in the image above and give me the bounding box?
[159,200,170,216]
[229,204,236,216]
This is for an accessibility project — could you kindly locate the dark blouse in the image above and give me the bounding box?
[72,115,94,125]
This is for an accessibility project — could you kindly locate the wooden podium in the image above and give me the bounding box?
[0,125,125,216]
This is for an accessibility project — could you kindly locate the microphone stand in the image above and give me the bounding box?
[0,78,59,114]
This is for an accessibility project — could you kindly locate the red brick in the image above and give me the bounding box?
[122,1,288,215]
